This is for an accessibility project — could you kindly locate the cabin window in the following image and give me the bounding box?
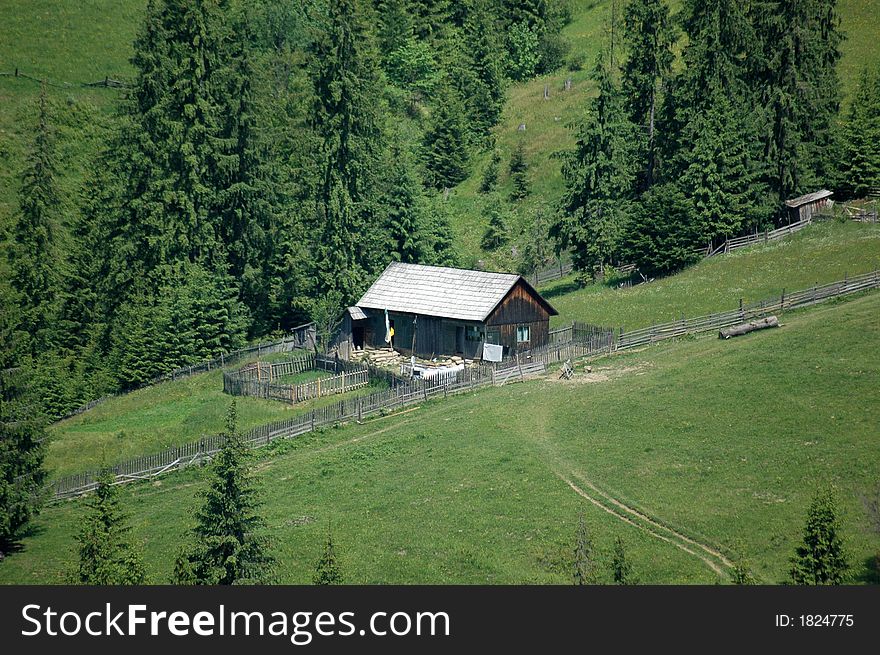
[465,326,483,342]
[486,330,501,345]
[516,325,530,343]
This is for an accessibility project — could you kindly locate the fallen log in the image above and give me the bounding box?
[719,316,779,339]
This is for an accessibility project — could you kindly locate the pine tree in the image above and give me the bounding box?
[555,55,638,280]
[481,196,511,250]
[610,536,633,584]
[573,513,597,585]
[0,360,47,555]
[310,0,388,304]
[459,0,506,136]
[790,487,849,585]
[479,149,501,194]
[424,79,471,189]
[313,527,344,585]
[509,141,530,201]
[838,67,880,198]
[10,84,62,356]
[384,140,428,264]
[621,183,701,279]
[621,0,675,190]
[678,92,770,244]
[174,401,273,584]
[752,0,843,202]
[74,473,146,584]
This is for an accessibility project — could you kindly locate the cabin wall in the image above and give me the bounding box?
[486,280,552,353]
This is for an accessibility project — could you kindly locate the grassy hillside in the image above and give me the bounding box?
[544,220,880,328]
[47,365,389,480]
[3,290,878,584]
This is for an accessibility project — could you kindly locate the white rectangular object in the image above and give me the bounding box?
[482,342,503,362]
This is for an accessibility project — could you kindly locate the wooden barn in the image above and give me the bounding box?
[340,262,558,360]
[785,189,833,223]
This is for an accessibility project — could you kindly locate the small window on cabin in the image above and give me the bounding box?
[516,325,530,343]
[465,326,483,341]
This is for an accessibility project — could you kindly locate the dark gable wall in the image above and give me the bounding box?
[486,280,552,352]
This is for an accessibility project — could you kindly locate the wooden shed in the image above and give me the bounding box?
[785,189,833,223]
[342,262,558,360]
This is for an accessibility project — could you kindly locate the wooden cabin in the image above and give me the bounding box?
[340,263,558,361]
[785,189,833,223]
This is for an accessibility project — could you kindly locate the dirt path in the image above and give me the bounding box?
[557,473,731,577]
[514,391,732,578]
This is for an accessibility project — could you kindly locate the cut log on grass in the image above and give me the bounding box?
[719,316,779,339]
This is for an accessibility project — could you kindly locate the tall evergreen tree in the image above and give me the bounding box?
[384,140,428,264]
[74,473,146,584]
[610,536,633,584]
[174,401,273,584]
[790,487,849,585]
[310,0,388,304]
[424,79,471,189]
[0,356,47,555]
[481,196,511,250]
[459,0,506,137]
[621,0,675,190]
[10,85,62,356]
[555,55,638,280]
[837,67,880,198]
[752,0,843,202]
[509,141,530,201]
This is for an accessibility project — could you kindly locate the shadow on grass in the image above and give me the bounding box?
[0,522,47,559]
[854,554,880,585]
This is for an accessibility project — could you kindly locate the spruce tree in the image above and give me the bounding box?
[481,196,511,250]
[0,361,47,555]
[479,149,502,194]
[752,0,843,202]
[555,55,638,280]
[610,536,633,585]
[509,142,530,201]
[310,0,388,304]
[573,513,597,585]
[838,67,880,198]
[422,196,459,266]
[10,84,62,356]
[174,401,273,584]
[790,487,849,585]
[621,0,675,190]
[459,0,506,137]
[384,140,428,264]
[621,183,701,279]
[313,527,344,585]
[424,79,471,189]
[74,473,146,585]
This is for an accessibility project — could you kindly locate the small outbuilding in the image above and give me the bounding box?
[341,262,558,360]
[785,189,833,223]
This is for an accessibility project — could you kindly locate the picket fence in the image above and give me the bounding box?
[223,354,370,404]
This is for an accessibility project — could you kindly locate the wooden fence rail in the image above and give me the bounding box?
[48,270,880,500]
[55,323,317,422]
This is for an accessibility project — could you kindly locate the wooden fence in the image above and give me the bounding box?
[527,215,820,286]
[223,353,370,404]
[55,323,317,422]
[614,270,880,350]
[50,365,495,500]
[48,269,880,500]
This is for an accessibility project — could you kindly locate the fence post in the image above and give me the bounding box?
[781,288,785,309]
[311,410,316,432]
[358,398,362,421]
[739,298,743,322]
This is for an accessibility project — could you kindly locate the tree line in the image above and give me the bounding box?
[553,0,880,282]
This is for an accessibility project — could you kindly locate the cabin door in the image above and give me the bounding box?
[455,326,465,354]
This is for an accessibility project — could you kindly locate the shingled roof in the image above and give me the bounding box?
[785,189,833,208]
[356,262,557,322]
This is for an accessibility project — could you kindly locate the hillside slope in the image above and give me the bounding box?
[2,290,878,584]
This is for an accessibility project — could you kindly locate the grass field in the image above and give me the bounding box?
[544,220,880,328]
[47,368,388,480]
[5,290,878,584]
